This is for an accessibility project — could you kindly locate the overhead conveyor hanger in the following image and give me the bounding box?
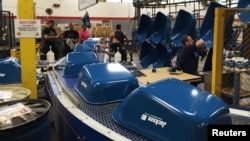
[133,0,206,8]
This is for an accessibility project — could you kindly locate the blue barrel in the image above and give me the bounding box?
[0,99,51,141]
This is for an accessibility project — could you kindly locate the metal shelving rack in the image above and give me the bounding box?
[212,6,250,107]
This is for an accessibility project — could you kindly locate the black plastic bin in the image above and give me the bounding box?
[0,98,51,141]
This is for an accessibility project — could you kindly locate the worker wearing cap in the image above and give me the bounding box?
[42,20,63,60]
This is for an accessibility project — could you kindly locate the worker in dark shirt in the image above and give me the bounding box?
[177,35,205,75]
[63,23,79,55]
[110,24,129,45]
[42,20,62,60]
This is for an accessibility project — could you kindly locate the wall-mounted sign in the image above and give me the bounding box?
[14,19,41,38]
[78,0,98,11]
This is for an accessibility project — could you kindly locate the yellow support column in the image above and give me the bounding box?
[211,8,225,97]
[18,0,37,99]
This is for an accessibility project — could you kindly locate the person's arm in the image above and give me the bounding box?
[72,31,80,43]
[123,31,129,46]
[43,32,62,40]
[63,30,67,39]
[96,43,109,48]
[72,38,79,43]
[43,34,61,40]
[98,49,114,56]
[123,32,129,41]
[87,31,91,39]
[62,31,68,41]
[195,39,205,48]
[79,31,84,43]
[107,51,115,57]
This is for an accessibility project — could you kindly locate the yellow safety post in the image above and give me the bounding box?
[211,8,225,97]
[18,0,37,99]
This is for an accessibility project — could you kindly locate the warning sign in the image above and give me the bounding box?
[14,19,41,38]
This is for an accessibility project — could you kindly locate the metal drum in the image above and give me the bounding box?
[0,86,31,103]
[0,98,51,141]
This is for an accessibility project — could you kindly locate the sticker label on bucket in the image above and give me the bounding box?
[141,113,167,128]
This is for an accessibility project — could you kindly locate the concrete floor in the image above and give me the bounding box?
[37,87,60,141]
[49,109,60,141]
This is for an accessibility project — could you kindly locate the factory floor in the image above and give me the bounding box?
[49,110,60,141]
[37,87,60,141]
[49,120,60,141]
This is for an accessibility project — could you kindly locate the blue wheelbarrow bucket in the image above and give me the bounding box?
[83,38,100,48]
[137,14,154,43]
[73,43,95,52]
[197,2,227,48]
[237,0,250,23]
[171,9,196,48]
[139,41,159,68]
[152,43,172,68]
[151,12,171,44]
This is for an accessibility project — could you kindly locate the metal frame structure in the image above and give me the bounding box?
[133,0,239,29]
[212,7,250,106]
[17,0,37,99]
[0,10,15,48]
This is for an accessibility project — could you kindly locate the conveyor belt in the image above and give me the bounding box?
[53,69,151,141]
[49,67,250,141]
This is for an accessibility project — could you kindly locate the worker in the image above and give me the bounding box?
[110,24,129,45]
[42,20,63,60]
[91,27,98,38]
[177,35,205,75]
[79,24,90,43]
[63,23,79,55]
[96,36,127,62]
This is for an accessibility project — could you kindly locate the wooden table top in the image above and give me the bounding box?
[136,67,202,85]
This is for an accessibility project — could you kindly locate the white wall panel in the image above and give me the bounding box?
[2,1,135,18]
[2,1,207,18]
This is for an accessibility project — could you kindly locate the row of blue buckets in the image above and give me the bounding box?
[137,1,249,70]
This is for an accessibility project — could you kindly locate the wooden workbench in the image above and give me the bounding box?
[137,67,202,85]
